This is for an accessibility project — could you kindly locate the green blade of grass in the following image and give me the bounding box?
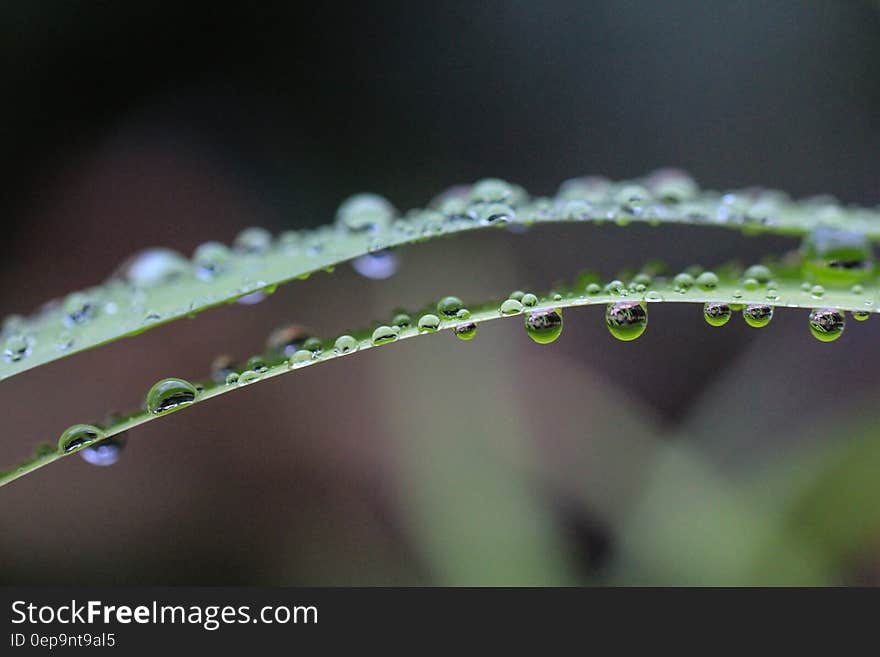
[3,172,877,380]
[3,256,874,487]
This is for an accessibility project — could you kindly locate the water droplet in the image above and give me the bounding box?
[233,227,273,254]
[604,280,626,296]
[303,337,324,353]
[522,293,538,307]
[437,296,464,317]
[703,302,731,327]
[225,372,240,385]
[418,314,441,332]
[146,378,198,414]
[808,308,845,342]
[290,349,314,367]
[117,248,190,287]
[500,299,523,315]
[63,293,95,327]
[430,185,471,215]
[193,242,232,279]
[695,271,719,291]
[605,302,648,341]
[646,168,698,203]
[266,325,311,359]
[58,424,105,454]
[470,178,521,204]
[744,264,771,284]
[334,335,359,354]
[468,201,514,224]
[743,304,773,328]
[371,325,398,345]
[3,334,30,363]
[391,313,412,328]
[852,310,871,321]
[810,284,825,299]
[453,321,477,341]
[586,283,601,295]
[336,194,396,234]
[525,309,563,344]
[351,250,399,280]
[802,227,874,287]
[238,370,263,385]
[673,273,694,293]
[80,435,125,466]
[245,356,268,373]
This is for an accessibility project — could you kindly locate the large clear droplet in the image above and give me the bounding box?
[808,308,845,342]
[524,309,563,344]
[58,424,105,454]
[605,302,648,341]
[117,248,190,288]
[743,304,774,328]
[146,378,198,414]
[336,194,396,234]
[802,227,874,287]
[703,302,731,327]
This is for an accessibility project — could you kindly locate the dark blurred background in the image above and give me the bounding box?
[2,1,880,585]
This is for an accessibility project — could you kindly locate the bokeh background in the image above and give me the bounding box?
[2,1,880,585]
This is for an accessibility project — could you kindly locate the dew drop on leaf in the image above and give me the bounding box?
[453,321,477,341]
[802,227,874,287]
[371,325,398,345]
[418,314,441,332]
[743,264,771,284]
[524,309,563,344]
[3,334,30,362]
[146,378,198,414]
[695,271,719,291]
[334,335,359,354]
[192,241,232,279]
[703,302,731,327]
[605,301,648,341]
[437,296,464,318]
[500,299,523,315]
[303,337,324,353]
[391,313,411,328]
[336,194,396,234]
[117,248,190,287]
[743,304,774,328]
[245,356,268,373]
[58,424,105,454]
[290,349,314,367]
[238,370,262,385]
[521,293,538,307]
[808,308,845,342]
[233,227,273,255]
[673,273,694,293]
[63,293,95,327]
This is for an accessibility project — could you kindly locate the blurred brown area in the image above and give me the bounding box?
[2,1,880,585]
